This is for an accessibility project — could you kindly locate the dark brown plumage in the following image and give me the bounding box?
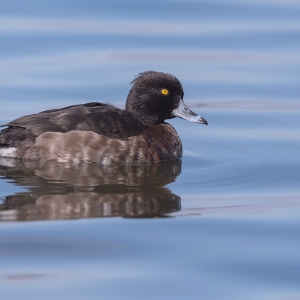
[0,71,207,164]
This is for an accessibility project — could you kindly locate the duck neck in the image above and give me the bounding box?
[125,94,160,126]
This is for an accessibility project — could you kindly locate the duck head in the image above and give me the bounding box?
[125,71,208,126]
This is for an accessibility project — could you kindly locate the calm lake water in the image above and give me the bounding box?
[1,1,300,299]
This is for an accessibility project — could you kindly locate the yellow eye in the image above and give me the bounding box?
[161,89,169,95]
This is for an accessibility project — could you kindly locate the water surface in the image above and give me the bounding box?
[1,0,300,299]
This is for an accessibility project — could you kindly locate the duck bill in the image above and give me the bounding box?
[172,99,208,125]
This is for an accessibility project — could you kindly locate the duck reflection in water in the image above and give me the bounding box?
[0,158,181,221]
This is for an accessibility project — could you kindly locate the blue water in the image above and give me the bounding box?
[1,0,300,299]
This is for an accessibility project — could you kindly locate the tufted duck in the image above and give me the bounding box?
[0,71,207,164]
